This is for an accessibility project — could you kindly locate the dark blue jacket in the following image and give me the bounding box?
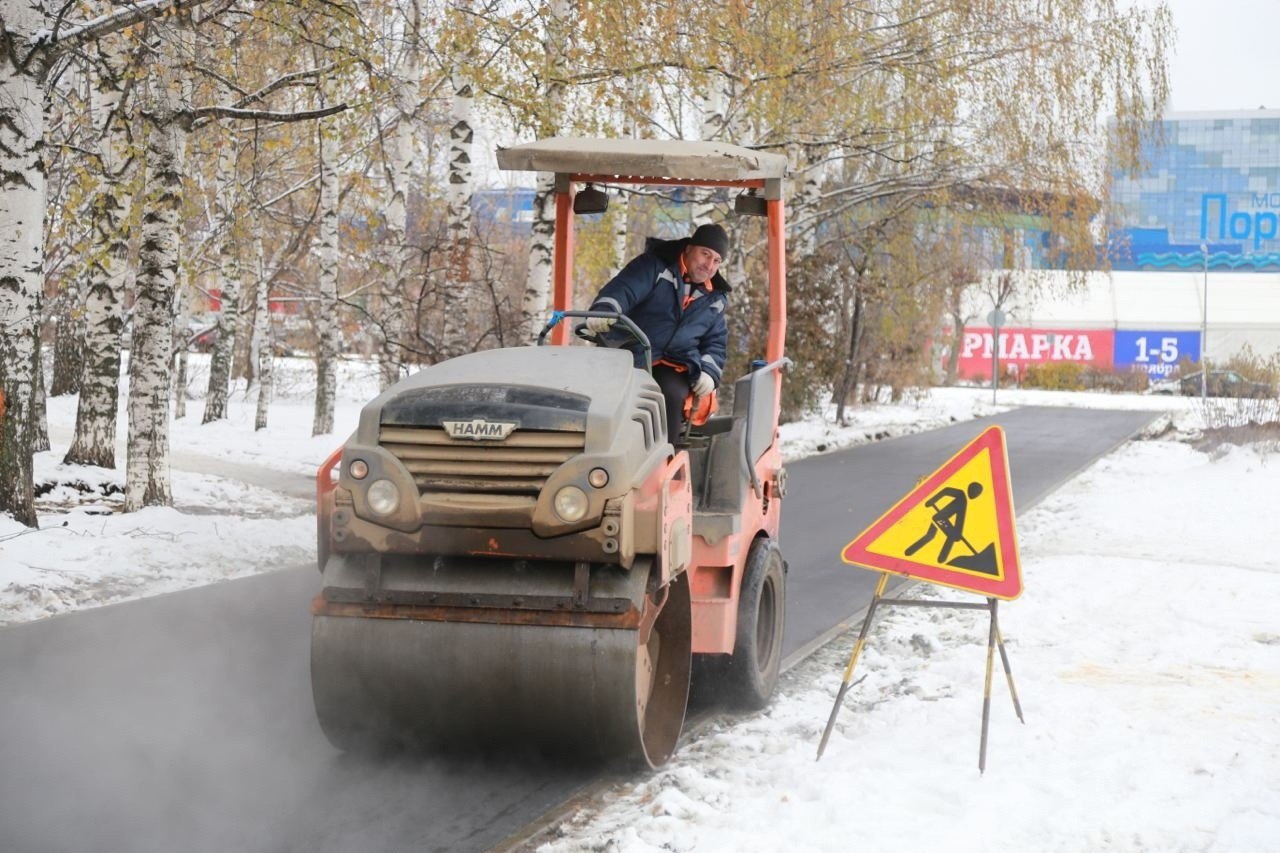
[589,237,730,387]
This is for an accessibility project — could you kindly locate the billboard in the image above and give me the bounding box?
[1112,330,1202,378]
[954,326,1203,381]
[1109,113,1280,272]
[956,328,1114,381]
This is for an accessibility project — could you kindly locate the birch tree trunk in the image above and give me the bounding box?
[202,126,241,422]
[439,63,474,360]
[66,34,132,469]
[49,285,84,396]
[252,219,272,430]
[172,269,190,420]
[33,336,48,452]
[612,82,638,266]
[519,172,557,342]
[125,21,192,512]
[835,264,868,424]
[612,186,630,268]
[789,144,824,261]
[0,3,47,526]
[692,75,728,227]
[517,0,568,341]
[233,289,255,386]
[312,102,340,436]
[943,271,973,385]
[379,19,418,389]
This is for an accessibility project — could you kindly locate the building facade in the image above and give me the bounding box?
[952,111,1280,383]
[1109,109,1280,271]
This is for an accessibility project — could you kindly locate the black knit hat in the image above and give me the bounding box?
[690,223,729,258]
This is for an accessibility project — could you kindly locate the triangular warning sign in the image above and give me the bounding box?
[842,425,1022,599]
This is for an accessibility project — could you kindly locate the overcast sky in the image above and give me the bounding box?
[1161,0,1280,112]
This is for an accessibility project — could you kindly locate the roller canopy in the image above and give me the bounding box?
[496,137,787,182]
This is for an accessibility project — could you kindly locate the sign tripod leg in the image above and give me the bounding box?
[979,598,999,774]
[996,622,1024,724]
[816,572,890,760]
[980,597,1025,772]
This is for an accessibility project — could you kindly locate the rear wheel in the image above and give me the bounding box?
[723,538,786,709]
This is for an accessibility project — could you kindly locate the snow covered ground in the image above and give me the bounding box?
[2,358,1277,851]
[0,357,378,625]
[0,356,1120,627]
[533,433,1280,853]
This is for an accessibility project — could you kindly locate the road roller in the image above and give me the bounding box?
[311,138,791,768]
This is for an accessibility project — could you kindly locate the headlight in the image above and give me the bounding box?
[553,485,588,522]
[588,467,609,488]
[349,459,369,480]
[366,479,400,515]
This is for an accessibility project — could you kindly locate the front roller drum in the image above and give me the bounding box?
[311,572,692,768]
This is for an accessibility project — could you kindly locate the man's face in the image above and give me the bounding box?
[682,244,722,284]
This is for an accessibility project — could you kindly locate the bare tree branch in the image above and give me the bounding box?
[27,0,215,66]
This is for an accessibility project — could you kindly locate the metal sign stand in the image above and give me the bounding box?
[816,573,1025,772]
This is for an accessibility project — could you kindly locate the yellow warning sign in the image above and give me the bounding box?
[842,425,1022,599]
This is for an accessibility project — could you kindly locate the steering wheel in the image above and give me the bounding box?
[536,310,653,373]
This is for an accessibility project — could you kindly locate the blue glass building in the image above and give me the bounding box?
[472,187,536,231]
[1109,110,1280,271]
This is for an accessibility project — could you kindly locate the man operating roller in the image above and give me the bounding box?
[584,223,730,445]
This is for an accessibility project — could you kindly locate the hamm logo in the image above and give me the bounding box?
[442,419,518,441]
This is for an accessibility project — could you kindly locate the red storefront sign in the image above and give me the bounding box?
[955,327,1114,381]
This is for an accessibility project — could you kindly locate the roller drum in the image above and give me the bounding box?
[311,571,691,767]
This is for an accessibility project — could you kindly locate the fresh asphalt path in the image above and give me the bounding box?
[0,406,1153,853]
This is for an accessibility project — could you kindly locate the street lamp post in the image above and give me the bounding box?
[987,307,1006,404]
[1200,242,1208,401]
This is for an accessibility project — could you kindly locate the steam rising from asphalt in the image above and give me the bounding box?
[0,563,587,852]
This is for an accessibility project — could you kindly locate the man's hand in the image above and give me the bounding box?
[692,373,715,397]
[585,316,616,334]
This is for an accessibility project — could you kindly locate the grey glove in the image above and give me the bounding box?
[692,372,715,397]
[585,316,616,334]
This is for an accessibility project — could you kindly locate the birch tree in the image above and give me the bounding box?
[42,57,95,404]
[515,0,569,342]
[32,327,48,452]
[65,32,136,469]
[48,285,83,396]
[369,0,425,388]
[250,209,272,430]
[172,266,191,419]
[2,0,207,525]
[201,124,242,422]
[125,12,195,511]
[311,82,341,436]
[437,0,476,360]
[0,0,55,525]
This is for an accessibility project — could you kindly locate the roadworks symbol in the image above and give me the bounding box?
[842,425,1022,600]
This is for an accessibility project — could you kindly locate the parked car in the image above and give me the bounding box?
[1177,370,1273,398]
